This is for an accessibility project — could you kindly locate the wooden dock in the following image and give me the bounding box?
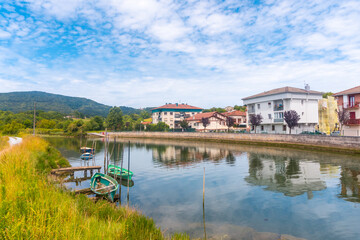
[51,166,101,176]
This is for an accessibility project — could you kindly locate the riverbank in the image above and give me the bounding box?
[94,132,360,155]
[0,136,188,240]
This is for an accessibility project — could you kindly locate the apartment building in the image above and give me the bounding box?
[334,86,360,136]
[242,86,323,134]
[151,103,203,129]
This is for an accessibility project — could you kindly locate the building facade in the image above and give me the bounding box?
[186,112,229,132]
[242,86,323,134]
[318,96,338,135]
[223,110,247,129]
[151,103,203,129]
[334,86,360,136]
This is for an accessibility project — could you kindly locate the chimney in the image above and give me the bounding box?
[305,84,310,91]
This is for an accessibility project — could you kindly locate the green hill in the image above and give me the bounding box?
[0,91,141,117]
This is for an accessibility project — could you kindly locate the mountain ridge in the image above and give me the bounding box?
[0,91,144,117]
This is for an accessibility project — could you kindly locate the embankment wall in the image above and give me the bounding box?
[93,132,360,154]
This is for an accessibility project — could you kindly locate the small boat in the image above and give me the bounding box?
[80,152,94,160]
[120,179,134,188]
[108,164,134,180]
[80,147,95,153]
[90,173,119,202]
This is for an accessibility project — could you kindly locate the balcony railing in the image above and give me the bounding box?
[343,102,360,109]
[274,118,284,123]
[346,119,360,125]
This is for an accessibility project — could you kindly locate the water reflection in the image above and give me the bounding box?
[339,168,360,203]
[151,145,240,167]
[245,153,326,197]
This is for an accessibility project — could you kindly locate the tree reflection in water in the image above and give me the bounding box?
[245,153,326,197]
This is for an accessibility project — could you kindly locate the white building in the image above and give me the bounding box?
[151,103,203,129]
[242,86,323,134]
[186,112,229,132]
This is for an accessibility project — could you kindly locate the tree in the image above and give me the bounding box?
[92,116,104,130]
[234,105,247,112]
[201,117,210,132]
[249,114,262,133]
[106,107,123,131]
[322,92,333,98]
[337,109,350,135]
[179,120,189,131]
[225,117,235,132]
[284,110,301,134]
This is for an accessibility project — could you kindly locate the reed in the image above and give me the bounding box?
[0,136,189,240]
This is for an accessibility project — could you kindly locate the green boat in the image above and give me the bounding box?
[90,173,119,202]
[108,164,133,180]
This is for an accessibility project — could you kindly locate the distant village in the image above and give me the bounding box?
[145,85,360,137]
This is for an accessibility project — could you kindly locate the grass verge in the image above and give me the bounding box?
[0,136,189,240]
[0,136,9,151]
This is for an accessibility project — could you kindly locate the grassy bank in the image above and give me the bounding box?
[0,136,188,240]
[0,136,9,151]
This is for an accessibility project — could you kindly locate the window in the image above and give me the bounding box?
[302,112,304,116]
[349,96,355,107]
[261,126,264,131]
[170,112,173,115]
[268,114,272,119]
[252,126,254,131]
[257,104,260,109]
[272,125,275,131]
[301,100,304,105]
[274,112,284,119]
[164,118,168,122]
[164,112,168,115]
[268,102,271,108]
[283,125,286,131]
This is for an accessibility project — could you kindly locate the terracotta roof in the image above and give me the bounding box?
[242,86,322,100]
[186,112,226,121]
[224,110,246,117]
[333,86,360,96]
[141,121,152,125]
[152,103,202,111]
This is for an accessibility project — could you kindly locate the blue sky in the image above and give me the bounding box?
[0,0,359,108]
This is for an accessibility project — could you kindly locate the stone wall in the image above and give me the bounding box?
[98,132,360,152]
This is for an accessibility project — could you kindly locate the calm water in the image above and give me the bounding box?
[45,136,360,240]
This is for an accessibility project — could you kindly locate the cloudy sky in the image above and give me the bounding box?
[0,0,359,108]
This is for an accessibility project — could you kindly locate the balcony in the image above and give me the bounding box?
[346,119,360,125]
[274,118,284,123]
[343,102,360,109]
[273,100,284,111]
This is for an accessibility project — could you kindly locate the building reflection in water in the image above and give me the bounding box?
[339,168,360,203]
[245,153,327,197]
[151,145,239,167]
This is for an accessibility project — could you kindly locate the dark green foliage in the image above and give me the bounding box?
[234,105,247,111]
[106,107,123,131]
[322,92,333,98]
[179,120,189,130]
[145,122,170,132]
[203,107,226,113]
[0,91,146,117]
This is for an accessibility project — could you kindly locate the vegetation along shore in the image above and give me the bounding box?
[0,136,188,239]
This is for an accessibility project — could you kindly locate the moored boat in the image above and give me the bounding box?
[80,147,95,153]
[80,152,94,160]
[90,172,119,202]
[108,164,133,180]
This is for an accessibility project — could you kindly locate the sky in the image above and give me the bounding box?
[0,0,359,108]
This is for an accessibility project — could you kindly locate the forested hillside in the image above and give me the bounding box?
[0,91,144,117]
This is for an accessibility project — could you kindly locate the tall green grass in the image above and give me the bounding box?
[0,136,189,240]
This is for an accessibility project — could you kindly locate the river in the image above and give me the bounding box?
[45,136,360,240]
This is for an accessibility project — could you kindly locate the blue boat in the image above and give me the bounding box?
[90,173,119,202]
[80,152,94,160]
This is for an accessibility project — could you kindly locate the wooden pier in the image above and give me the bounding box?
[51,166,101,177]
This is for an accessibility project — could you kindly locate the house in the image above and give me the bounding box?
[333,86,360,136]
[151,103,203,129]
[223,110,247,129]
[242,86,323,134]
[185,112,229,132]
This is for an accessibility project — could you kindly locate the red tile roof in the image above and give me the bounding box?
[152,103,202,111]
[224,110,246,117]
[333,86,360,96]
[242,86,322,100]
[186,112,226,121]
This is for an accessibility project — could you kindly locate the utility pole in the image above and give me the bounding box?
[33,102,36,136]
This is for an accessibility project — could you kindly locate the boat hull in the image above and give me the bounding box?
[80,153,94,160]
[90,173,119,202]
[108,164,133,180]
[80,147,95,153]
